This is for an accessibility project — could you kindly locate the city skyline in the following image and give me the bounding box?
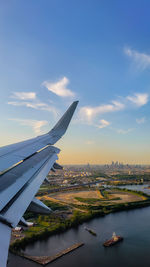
[1,1,150,164]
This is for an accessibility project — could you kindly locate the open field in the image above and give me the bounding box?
[39,189,144,206]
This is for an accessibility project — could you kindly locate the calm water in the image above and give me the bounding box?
[7,184,150,267]
[118,183,150,195]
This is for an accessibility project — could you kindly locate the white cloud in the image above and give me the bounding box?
[42,77,75,97]
[9,118,48,134]
[124,47,150,71]
[136,117,146,124]
[127,93,149,106]
[79,101,125,122]
[117,128,133,134]
[8,101,58,116]
[98,119,110,129]
[77,92,149,131]
[11,92,36,100]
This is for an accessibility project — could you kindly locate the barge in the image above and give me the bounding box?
[103,232,123,247]
[84,226,97,236]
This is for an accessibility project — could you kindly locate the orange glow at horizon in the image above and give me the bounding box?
[58,145,150,165]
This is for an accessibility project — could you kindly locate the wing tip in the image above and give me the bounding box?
[49,100,79,135]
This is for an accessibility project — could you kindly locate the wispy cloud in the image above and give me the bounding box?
[42,77,75,97]
[97,119,110,129]
[79,101,124,123]
[8,89,58,116]
[78,92,148,130]
[136,117,146,124]
[8,101,58,116]
[127,93,149,106]
[124,47,150,71]
[9,118,48,134]
[117,128,134,134]
[11,92,36,100]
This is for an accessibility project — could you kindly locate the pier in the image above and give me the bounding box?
[19,242,84,265]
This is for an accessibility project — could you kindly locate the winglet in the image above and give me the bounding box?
[48,101,79,142]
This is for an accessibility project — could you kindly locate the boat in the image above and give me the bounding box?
[103,232,123,247]
[84,226,97,236]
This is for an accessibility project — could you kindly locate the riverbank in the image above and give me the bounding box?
[8,199,150,267]
[10,188,150,253]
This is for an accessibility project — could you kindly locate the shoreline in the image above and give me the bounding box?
[10,193,150,254]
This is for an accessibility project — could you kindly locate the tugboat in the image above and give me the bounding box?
[103,232,123,247]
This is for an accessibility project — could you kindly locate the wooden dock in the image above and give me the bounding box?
[21,242,84,265]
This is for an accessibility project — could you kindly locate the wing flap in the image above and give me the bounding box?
[1,151,57,228]
[0,146,60,212]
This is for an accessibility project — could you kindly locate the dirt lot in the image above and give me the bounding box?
[108,192,143,203]
[52,190,101,204]
[40,190,101,205]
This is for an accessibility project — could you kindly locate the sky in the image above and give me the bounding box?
[1,0,150,164]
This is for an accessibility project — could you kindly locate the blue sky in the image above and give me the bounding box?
[1,0,150,164]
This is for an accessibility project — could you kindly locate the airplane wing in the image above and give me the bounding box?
[0,101,78,267]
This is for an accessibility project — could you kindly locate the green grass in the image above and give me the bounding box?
[74,196,120,204]
[42,199,69,211]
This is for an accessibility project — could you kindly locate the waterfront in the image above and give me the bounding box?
[119,184,150,195]
[8,184,150,267]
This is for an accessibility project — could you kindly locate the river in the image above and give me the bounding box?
[7,184,150,267]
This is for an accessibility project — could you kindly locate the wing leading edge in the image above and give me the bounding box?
[0,101,78,267]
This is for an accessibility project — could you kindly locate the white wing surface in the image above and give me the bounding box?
[0,101,78,267]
